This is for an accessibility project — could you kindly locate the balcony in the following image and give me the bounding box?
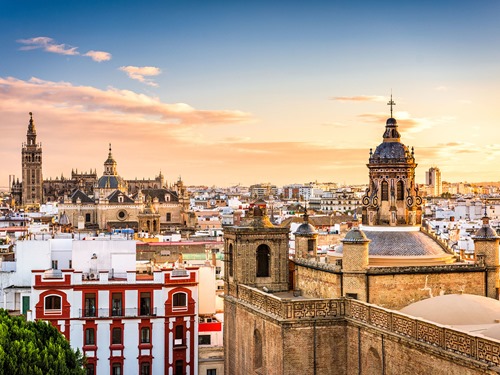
[79,307,157,318]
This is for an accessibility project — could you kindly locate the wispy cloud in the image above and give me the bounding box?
[119,66,162,86]
[0,76,251,126]
[17,36,111,62]
[83,50,112,62]
[330,95,387,102]
[18,37,78,55]
[358,112,454,134]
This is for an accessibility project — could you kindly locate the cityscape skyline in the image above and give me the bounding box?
[1,1,500,187]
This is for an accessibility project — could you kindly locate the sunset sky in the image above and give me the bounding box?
[1,1,500,188]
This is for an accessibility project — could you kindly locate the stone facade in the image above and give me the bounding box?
[224,286,500,375]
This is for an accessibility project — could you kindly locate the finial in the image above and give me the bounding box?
[369,148,373,157]
[484,200,488,218]
[29,111,33,119]
[411,146,414,156]
[109,143,112,153]
[387,92,396,118]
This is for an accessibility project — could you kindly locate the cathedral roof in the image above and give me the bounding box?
[70,189,93,203]
[334,227,449,256]
[369,115,414,164]
[107,190,134,203]
[140,188,179,202]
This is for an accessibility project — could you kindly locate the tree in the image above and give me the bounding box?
[0,309,85,374]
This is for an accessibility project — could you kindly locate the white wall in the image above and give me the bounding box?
[72,239,136,274]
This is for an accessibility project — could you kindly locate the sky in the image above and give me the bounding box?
[1,0,500,188]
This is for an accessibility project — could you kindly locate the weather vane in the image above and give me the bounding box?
[387,93,396,118]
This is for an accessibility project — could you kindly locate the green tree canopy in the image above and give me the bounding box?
[0,309,84,375]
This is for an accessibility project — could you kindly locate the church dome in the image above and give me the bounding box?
[294,222,317,236]
[97,175,125,189]
[342,227,369,243]
[371,142,408,160]
[473,217,499,239]
[400,294,500,326]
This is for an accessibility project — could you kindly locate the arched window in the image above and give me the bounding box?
[397,180,405,201]
[172,292,187,310]
[256,245,270,277]
[381,181,389,201]
[254,329,263,370]
[228,244,234,277]
[44,295,62,313]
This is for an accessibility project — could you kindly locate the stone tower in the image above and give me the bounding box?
[223,201,289,293]
[341,227,370,301]
[473,215,500,299]
[293,208,318,259]
[22,112,43,206]
[361,98,422,226]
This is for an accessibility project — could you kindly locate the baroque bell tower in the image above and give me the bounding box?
[22,112,43,206]
[361,96,422,226]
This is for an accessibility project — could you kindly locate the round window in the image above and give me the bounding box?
[117,210,127,220]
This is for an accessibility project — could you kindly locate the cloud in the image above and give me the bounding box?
[0,76,251,126]
[330,95,387,102]
[435,86,448,91]
[18,37,78,55]
[119,66,161,86]
[17,36,112,62]
[83,50,112,62]
[358,112,454,134]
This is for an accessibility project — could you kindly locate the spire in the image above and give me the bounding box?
[26,112,37,145]
[28,112,36,133]
[387,92,396,118]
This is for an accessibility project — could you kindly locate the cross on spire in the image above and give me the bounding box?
[387,93,396,118]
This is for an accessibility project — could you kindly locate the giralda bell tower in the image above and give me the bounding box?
[21,112,43,206]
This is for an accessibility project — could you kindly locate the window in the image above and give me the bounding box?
[207,370,217,375]
[44,295,61,312]
[174,325,184,346]
[85,328,95,345]
[111,293,122,316]
[307,239,315,253]
[397,180,405,201]
[381,181,389,201]
[172,293,187,309]
[140,327,150,343]
[140,362,151,375]
[256,245,270,277]
[199,334,211,345]
[166,213,171,221]
[228,244,233,278]
[112,327,122,344]
[140,292,151,315]
[85,364,95,375]
[85,213,91,223]
[51,260,58,270]
[254,329,262,370]
[175,360,183,375]
[69,260,72,269]
[112,363,122,375]
[84,293,96,317]
[346,293,358,299]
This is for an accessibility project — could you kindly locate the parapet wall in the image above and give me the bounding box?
[224,284,500,374]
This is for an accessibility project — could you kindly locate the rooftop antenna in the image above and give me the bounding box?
[387,92,396,118]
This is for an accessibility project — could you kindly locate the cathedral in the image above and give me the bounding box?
[11,113,193,232]
[223,103,500,374]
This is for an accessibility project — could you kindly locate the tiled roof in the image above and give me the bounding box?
[336,229,447,256]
